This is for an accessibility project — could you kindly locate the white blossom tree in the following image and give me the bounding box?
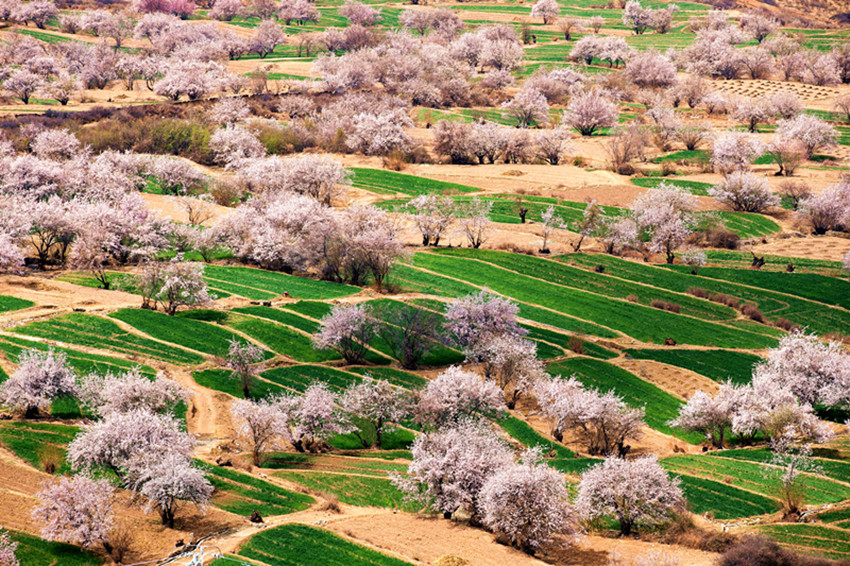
[276,384,352,452]
[417,366,506,427]
[0,348,78,418]
[313,303,376,364]
[577,456,684,535]
[341,377,412,448]
[32,475,115,551]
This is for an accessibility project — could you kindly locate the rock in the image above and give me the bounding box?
[249,510,264,524]
[215,457,232,467]
[664,337,677,346]
[261,300,272,307]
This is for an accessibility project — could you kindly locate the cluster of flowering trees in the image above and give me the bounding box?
[671,330,843,448]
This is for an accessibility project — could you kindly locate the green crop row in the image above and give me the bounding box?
[203,265,359,301]
[0,296,34,313]
[7,529,103,566]
[221,524,414,566]
[408,252,775,348]
[0,422,78,474]
[663,455,850,505]
[570,254,850,336]
[13,313,204,365]
[623,349,761,385]
[350,167,477,196]
[675,474,777,519]
[498,415,574,458]
[754,524,850,560]
[274,471,417,512]
[200,462,314,517]
[112,308,264,360]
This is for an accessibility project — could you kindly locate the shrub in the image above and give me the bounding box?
[39,445,63,474]
[665,302,681,314]
[740,303,764,323]
[209,180,243,207]
[627,294,639,303]
[719,536,839,566]
[687,287,708,299]
[775,318,797,331]
[704,228,740,250]
[568,336,585,355]
[709,293,740,309]
[142,119,214,165]
[651,299,666,310]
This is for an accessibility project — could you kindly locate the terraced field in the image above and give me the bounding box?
[213,524,415,566]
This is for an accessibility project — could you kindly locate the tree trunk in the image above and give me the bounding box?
[619,519,632,536]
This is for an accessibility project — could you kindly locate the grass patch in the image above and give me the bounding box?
[623,349,761,385]
[347,366,428,389]
[192,368,286,400]
[630,177,713,196]
[754,524,850,560]
[217,524,415,566]
[274,471,416,512]
[0,296,34,313]
[203,265,359,301]
[410,251,775,348]
[8,530,103,566]
[199,462,314,516]
[112,308,266,359]
[350,168,478,196]
[676,473,777,519]
[662,455,850,505]
[498,415,574,458]
[0,422,78,474]
[261,365,365,393]
[13,313,203,365]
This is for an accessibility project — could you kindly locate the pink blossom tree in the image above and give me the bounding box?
[564,90,619,136]
[151,257,211,316]
[209,97,251,127]
[231,397,286,466]
[624,51,678,88]
[251,21,286,58]
[798,181,850,234]
[540,205,566,253]
[341,377,412,448]
[711,131,765,173]
[455,198,494,249]
[0,348,78,418]
[209,125,266,165]
[400,9,433,35]
[11,0,57,29]
[68,409,195,481]
[532,375,644,455]
[670,382,743,447]
[741,11,779,43]
[733,97,771,133]
[576,456,684,535]
[503,89,549,128]
[479,334,544,409]
[0,531,17,566]
[417,366,506,427]
[444,289,526,357]
[681,248,707,275]
[275,154,351,205]
[776,114,838,158]
[478,451,580,554]
[631,183,698,264]
[275,383,352,452]
[226,339,266,399]
[313,303,376,364]
[209,0,244,21]
[339,1,381,26]
[766,137,806,177]
[2,69,43,104]
[530,0,559,24]
[709,171,779,212]
[32,475,115,552]
[393,419,514,519]
[406,195,455,246]
[132,454,213,528]
[622,1,652,34]
[754,329,850,409]
[80,368,190,417]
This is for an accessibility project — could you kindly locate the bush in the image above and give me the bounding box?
[705,228,740,250]
[209,180,243,207]
[740,303,764,323]
[38,445,63,474]
[144,119,214,164]
[687,287,708,299]
[651,299,666,310]
[568,336,585,355]
[665,302,681,313]
[627,294,639,303]
[775,318,797,331]
[709,293,740,309]
[719,536,842,566]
